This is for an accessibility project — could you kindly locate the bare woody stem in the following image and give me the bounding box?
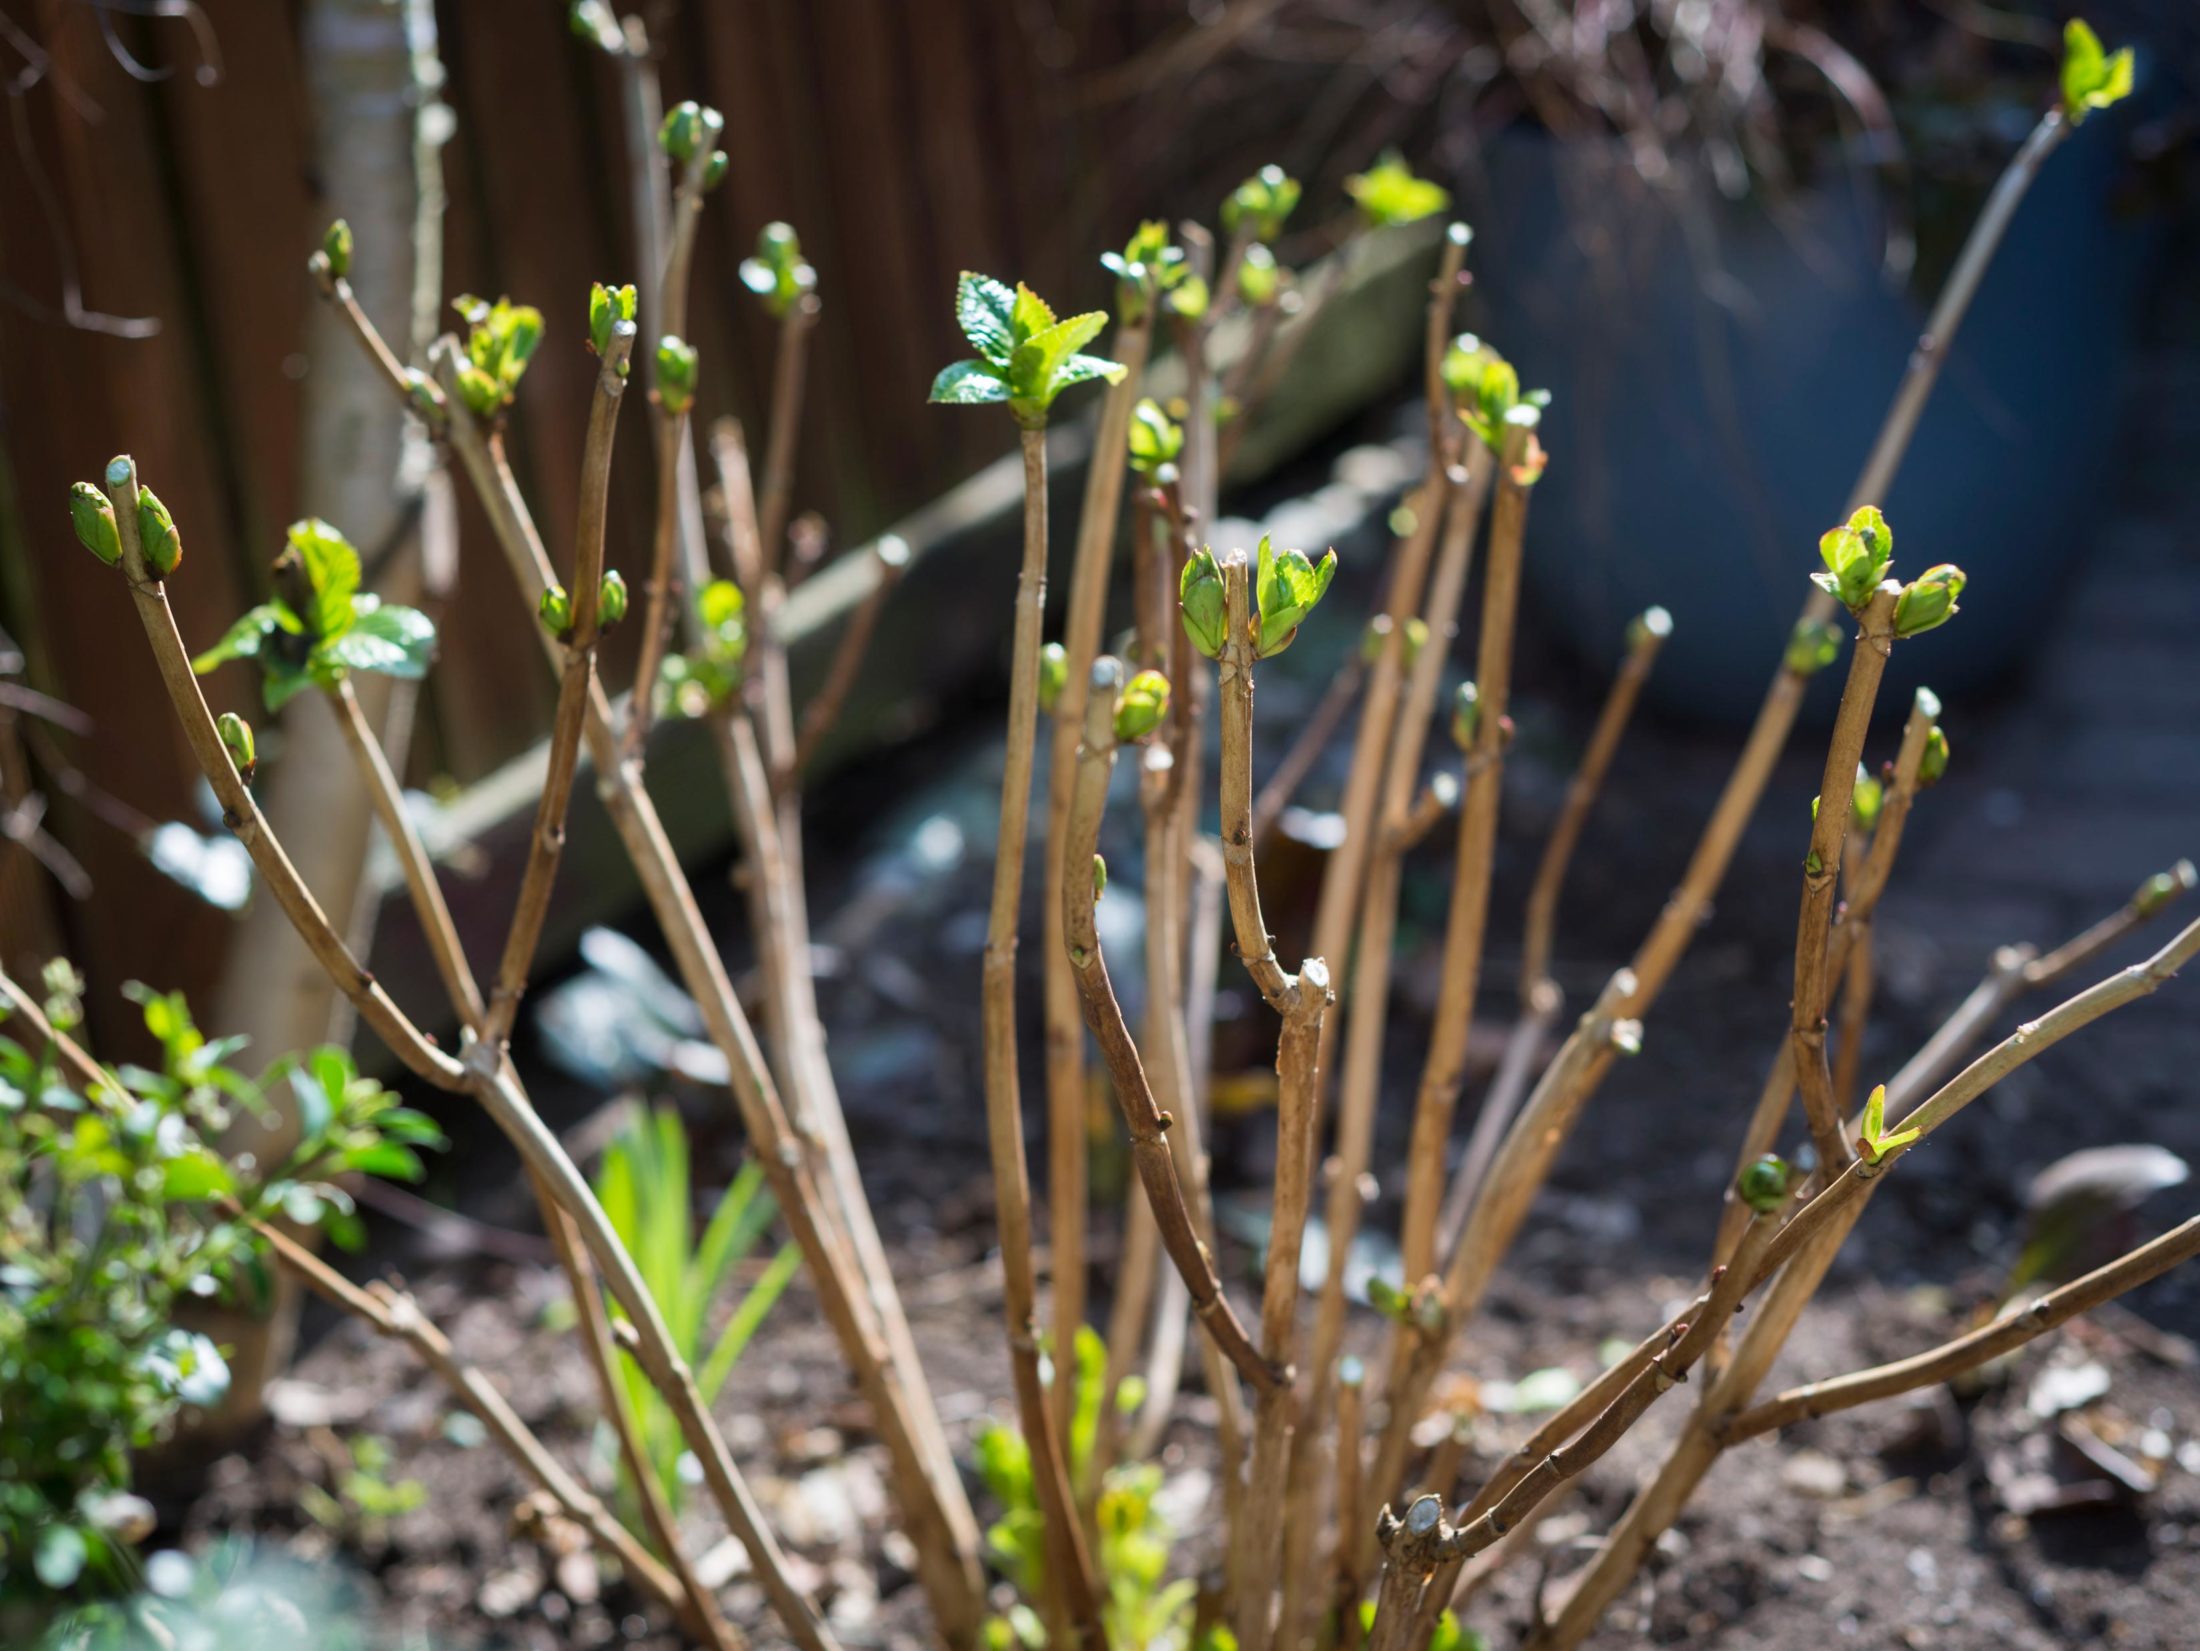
[780,535,907,789]
[624,388,692,765]
[310,260,437,428]
[1790,582,1901,1175]
[1042,313,1154,1452]
[1399,426,1534,1290]
[483,322,634,1046]
[983,425,1105,1645]
[427,348,983,1646]
[757,295,820,566]
[117,438,833,1651]
[1519,610,1669,994]
[1727,1210,2200,1443]
[1063,656,1288,1400]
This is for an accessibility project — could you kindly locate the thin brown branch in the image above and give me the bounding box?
[1519,609,1668,993]
[309,261,439,431]
[983,427,1105,1644]
[758,295,819,566]
[483,323,633,1047]
[1063,656,1287,1399]
[1730,1212,2200,1443]
[780,534,907,789]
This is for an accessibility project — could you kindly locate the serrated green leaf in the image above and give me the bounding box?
[956,272,1018,364]
[930,358,1011,406]
[286,518,362,640]
[1009,282,1056,343]
[193,603,298,674]
[324,598,436,679]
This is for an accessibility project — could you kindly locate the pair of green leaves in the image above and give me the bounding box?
[739,222,817,317]
[2060,20,2135,124]
[1812,505,1895,611]
[659,579,749,716]
[538,571,630,639]
[1100,220,1193,324]
[75,477,182,577]
[1857,1082,1920,1165]
[1444,334,1551,478]
[193,518,437,713]
[1127,397,1183,478]
[1178,537,1338,661]
[1345,151,1451,228]
[1221,164,1301,244]
[931,273,1127,427]
[588,281,637,365]
[658,100,729,189]
[452,294,544,421]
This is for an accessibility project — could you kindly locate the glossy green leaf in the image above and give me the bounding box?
[1346,150,1450,228]
[1178,549,1225,659]
[956,271,1018,364]
[325,597,436,679]
[929,358,1011,405]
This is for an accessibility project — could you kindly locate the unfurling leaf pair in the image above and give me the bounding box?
[1100,220,1190,324]
[1444,334,1550,476]
[1811,505,1894,611]
[1344,152,1450,229]
[2060,20,2135,125]
[657,100,729,189]
[319,218,353,281]
[659,579,748,717]
[1857,1083,1920,1165]
[1893,564,1966,638]
[73,463,182,577]
[1126,399,1182,478]
[537,572,630,640]
[1221,165,1301,245]
[588,281,637,365]
[930,273,1125,428]
[1176,538,1336,661]
[192,518,437,712]
[739,222,817,318]
[452,294,546,421]
[656,336,701,417]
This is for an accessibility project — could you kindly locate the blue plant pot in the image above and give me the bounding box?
[1468,124,2159,722]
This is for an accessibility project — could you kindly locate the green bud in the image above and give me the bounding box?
[1850,763,1884,834]
[1784,617,1843,678]
[568,0,622,51]
[657,100,724,165]
[1402,616,1429,666]
[539,584,574,638]
[456,365,503,422]
[217,712,257,785]
[1919,725,1950,787]
[597,570,629,630]
[2132,861,2194,919]
[1893,563,1965,638]
[655,335,699,416]
[1344,150,1450,229]
[1221,164,1300,244]
[1253,535,1337,658]
[136,487,181,577]
[1737,1153,1791,1214]
[2060,19,2135,124]
[1810,505,1894,612]
[1092,854,1108,902]
[1115,669,1171,741]
[321,218,353,280]
[1179,549,1226,660]
[589,281,637,358]
[702,150,730,192]
[1450,680,1480,751]
[403,368,442,417]
[1361,613,1395,665]
[1237,242,1280,308]
[1038,641,1069,715]
[70,481,121,568]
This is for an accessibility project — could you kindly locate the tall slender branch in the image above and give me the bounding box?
[758,295,820,565]
[483,322,633,1046]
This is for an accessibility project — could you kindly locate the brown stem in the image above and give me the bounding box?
[780,534,907,789]
[1399,432,1533,1291]
[1250,651,1365,847]
[310,264,439,431]
[624,395,691,765]
[1518,609,1669,995]
[1042,315,1155,1452]
[1729,1211,2200,1443]
[1789,583,1900,1175]
[758,295,820,565]
[483,324,633,1046]
[982,426,1105,1644]
[1064,656,1286,1399]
